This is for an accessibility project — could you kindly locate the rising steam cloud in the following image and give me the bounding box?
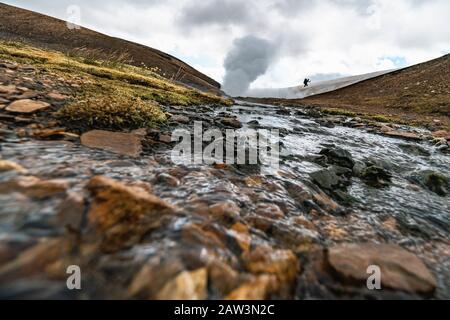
[222,36,277,97]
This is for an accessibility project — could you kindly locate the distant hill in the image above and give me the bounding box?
[0,2,221,94]
[247,70,394,99]
[247,54,450,128]
[302,54,450,127]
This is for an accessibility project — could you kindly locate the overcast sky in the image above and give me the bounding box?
[4,0,450,90]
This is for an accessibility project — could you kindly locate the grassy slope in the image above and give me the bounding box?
[0,2,221,94]
[303,54,450,128]
[0,40,231,131]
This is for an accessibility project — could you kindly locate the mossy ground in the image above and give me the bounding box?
[0,41,232,131]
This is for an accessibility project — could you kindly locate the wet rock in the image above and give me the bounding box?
[408,170,448,196]
[221,117,243,129]
[0,234,36,265]
[242,246,299,284]
[170,115,190,124]
[328,243,437,294]
[10,91,39,100]
[276,108,291,116]
[128,256,185,299]
[209,201,241,221]
[384,130,422,141]
[81,130,142,157]
[154,173,180,187]
[228,222,252,253]
[379,125,392,133]
[311,191,345,215]
[0,280,74,300]
[159,133,172,144]
[32,128,79,141]
[208,261,240,296]
[182,223,226,249]
[226,275,277,300]
[131,128,147,137]
[247,120,260,127]
[255,203,285,219]
[0,176,68,199]
[0,238,71,281]
[86,176,177,232]
[360,165,392,188]
[0,160,27,174]
[155,268,208,300]
[5,99,50,114]
[398,144,431,157]
[432,130,450,140]
[0,84,17,95]
[310,169,341,190]
[319,147,355,169]
[52,192,86,229]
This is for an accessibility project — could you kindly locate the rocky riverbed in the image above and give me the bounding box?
[0,61,449,300]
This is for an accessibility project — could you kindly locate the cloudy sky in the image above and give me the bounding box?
[4,0,450,92]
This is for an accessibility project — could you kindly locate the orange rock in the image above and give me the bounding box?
[229,222,252,253]
[0,239,70,281]
[155,268,208,300]
[0,160,27,174]
[226,275,277,300]
[244,176,263,187]
[86,176,176,232]
[209,201,241,220]
[242,246,299,283]
[0,176,68,199]
[255,203,284,219]
[81,130,142,157]
[433,130,450,140]
[6,99,50,113]
[0,84,17,95]
[384,130,422,141]
[32,128,79,140]
[208,261,240,296]
[328,243,437,294]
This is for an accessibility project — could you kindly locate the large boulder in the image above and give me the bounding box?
[408,170,448,196]
[86,175,177,232]
[86,176,178,252]
[319,147,355,169]
[81,130,142,157]
[360,165,392,188]
[328,243,437,294]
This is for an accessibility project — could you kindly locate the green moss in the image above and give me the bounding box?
[322,108,358,117]
[0,40,233,131]
[56,84,166,131]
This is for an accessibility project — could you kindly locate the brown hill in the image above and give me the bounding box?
[302,54,450,128]
[247,54,450,129]
[0,2,221,94]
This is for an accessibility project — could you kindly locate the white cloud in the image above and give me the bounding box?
[3,0,449,91]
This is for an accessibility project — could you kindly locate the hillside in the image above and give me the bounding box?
[0,2,221,94]
[303,54,450,128]
[247,70,393,99]
[247,54,450,129]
